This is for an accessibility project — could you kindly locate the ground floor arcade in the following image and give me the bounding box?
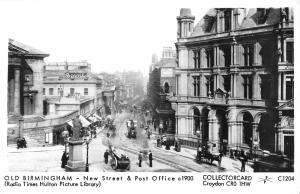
[173,103,278,155]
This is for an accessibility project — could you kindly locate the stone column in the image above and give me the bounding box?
[282,74,286,100]
[228,123,235,148]
[200,75,206,97]
[253,42,259,65]
[208,109,219,152]
[18,119,24,138]
[215,74,220,89]
[283,38,287,62]
[278,72,282,100]
[231,44,238,66]
[214,46,219,67]
[252,73,259,99]
[34,70,44,115]
[8,75,15,113]
[277,35,283,63]
[231,73,238,98]
[14,67,21,115]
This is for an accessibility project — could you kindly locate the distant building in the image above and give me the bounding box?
[148,47,177,134]
[171,8,294,158]
[43,61,102,117]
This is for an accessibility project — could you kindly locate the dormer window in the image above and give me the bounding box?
[257,8,270,24]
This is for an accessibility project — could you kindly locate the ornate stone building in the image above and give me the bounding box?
[171,8,294,157]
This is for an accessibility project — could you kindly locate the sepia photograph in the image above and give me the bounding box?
[5,4,295,173]
[0,0,298,194]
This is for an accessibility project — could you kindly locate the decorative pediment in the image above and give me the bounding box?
[278,99,294,110]
[214,88,226,99]
[280,116,294,128]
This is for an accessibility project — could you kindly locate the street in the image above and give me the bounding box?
[7,111,253,172]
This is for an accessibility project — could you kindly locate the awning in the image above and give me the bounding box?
[67,120,73,127]
[93,113,102,120]
[79,115,91,127]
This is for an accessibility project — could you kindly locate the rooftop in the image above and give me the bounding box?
[8,39,49,57]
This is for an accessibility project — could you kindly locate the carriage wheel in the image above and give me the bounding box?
[110,157,118,170]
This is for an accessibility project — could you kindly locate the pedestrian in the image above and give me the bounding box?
[148,150,153,167]
[104,149,109,164]
[239,149,247,172]
[157,138,161,147]
[196,146,202,162]
[147,130,151,139]
[61,151,69,168]
[165,139,170,150]
[138,151,143,167]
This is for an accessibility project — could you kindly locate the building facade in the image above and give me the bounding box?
[171,8,294,157]
[148,47,177,134]
[8,39,49,117]
[43,61,102,116]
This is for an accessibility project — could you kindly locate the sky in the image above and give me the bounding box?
[0,0,209,76]
[0,0,296,76]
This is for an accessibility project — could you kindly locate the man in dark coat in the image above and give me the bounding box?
[104,149,109,164]
[138,152,143,167]
[148,150,153,167]
[240,150,247,172]
[61,151,69,168]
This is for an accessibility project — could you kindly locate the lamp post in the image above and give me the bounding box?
[85,137,91,172]
[196,130,201,161]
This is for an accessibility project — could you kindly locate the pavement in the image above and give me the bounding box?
[142,116,253,173]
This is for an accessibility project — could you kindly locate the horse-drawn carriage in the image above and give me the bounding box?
[109,148,131,171]
[196,145,223,166]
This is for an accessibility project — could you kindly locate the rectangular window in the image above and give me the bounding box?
[206,48,214,68]
[70,88,75,95]
[260,75,271,100]
[243,44,254,66]
[193,50,201,69]
[49,88,54,95]
[206,76,214,97]
[43,88,45,95]
[193,76,200,96]
[84,88,88,96]
[286,75,294,100]
[286,42,294,63]
[223,75,231,93]
[222,45,231,67]
[243,76,252,99]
